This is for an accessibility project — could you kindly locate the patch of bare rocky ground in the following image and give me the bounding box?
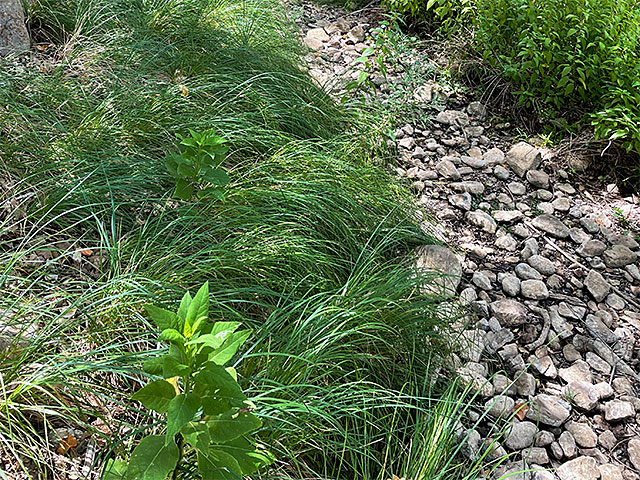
[295,2,640,479]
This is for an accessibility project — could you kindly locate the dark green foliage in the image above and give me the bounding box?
[473,0,640,154]
[165,130,230,201]
[381,0,473,29]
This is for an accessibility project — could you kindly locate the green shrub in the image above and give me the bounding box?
[381,0,474,29]
[474,0,640,153]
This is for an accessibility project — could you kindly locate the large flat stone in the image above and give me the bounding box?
[415,245,462,296]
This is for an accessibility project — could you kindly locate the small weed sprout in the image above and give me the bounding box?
[165,129,231,201]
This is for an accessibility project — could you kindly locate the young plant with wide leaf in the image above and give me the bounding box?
[165,130,231,201]
[105,282,273,479]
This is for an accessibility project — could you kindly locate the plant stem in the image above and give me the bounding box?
[173,435,184,480]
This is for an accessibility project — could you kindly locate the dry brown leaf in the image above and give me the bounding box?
[80,249,93,256]
[513,402,528,421]
[56,434,78,455]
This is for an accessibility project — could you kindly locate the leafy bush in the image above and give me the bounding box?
[473,0,640,153]
[381,0,474,29]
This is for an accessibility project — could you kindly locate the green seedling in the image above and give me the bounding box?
[165,129,231,201]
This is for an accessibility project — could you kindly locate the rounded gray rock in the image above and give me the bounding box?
[491,299,528,326]
[505,421,538,450]
[521,279,549,299]
[527,255,556,275]
[556,457,599,480]
[584,269,610,302]
[526,394,571,427]
[602,244,637,268]
[532,214,570,238]
[466,210,497,234]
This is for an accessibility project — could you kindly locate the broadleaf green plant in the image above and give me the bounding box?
[104,282,273,479]
[165,129,231,201]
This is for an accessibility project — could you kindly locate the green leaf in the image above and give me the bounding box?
[126,435,179,480]
[193,363,246,415]
[145,305,179,331]
[198,449,242,480]
[162,355,192,378]
[186,333,226,350]
[173,179,193,200]
[142,356,164,375]
[179,136,200,148]
[200,187,226,202]
[208,410,262,444]
[103,458,127,479]
[159,329,186,346]
[166,393,201,444]
[165,155,179,177]
[177,291,192,327]
[181,421,211,451]
[209,330,251,365]
[186,322,240,350]
[184,282,209,338]
[217,436,274,475]
[177,161,196,178]
[202,167,230,187]
[211,321,241,337]
[132,380,176,414]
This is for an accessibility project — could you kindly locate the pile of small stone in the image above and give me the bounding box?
[294,3,640,479]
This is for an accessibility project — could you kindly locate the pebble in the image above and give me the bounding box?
[505,421,538,450]
[584,270,610,302]
[506,142,542,177]
[451,181,485,194]
[532,214,570,238]
[496,234,518,251]
[526,170,550,189]
[604,400,635,422]
[628,438,640,470]
[466,210,497,233]
[508,181,527,195]
[484,147,505,166]
[602,245,637,268]
[502,275,521,296]
[527,394,571,426]
[436,159,461,180]
[559,430,577,458]
[472,271,492,290]
[556,457,600,480]
[527,255,556,275]
[516,263,543,280]
[577,239,607,257]
[491,299,528,326]
[449,192,472,211]
[565,421,597,448]
[494,210,524,223]
[599,464,624,480]
[521,279,549,299]
[598,430,617,450]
